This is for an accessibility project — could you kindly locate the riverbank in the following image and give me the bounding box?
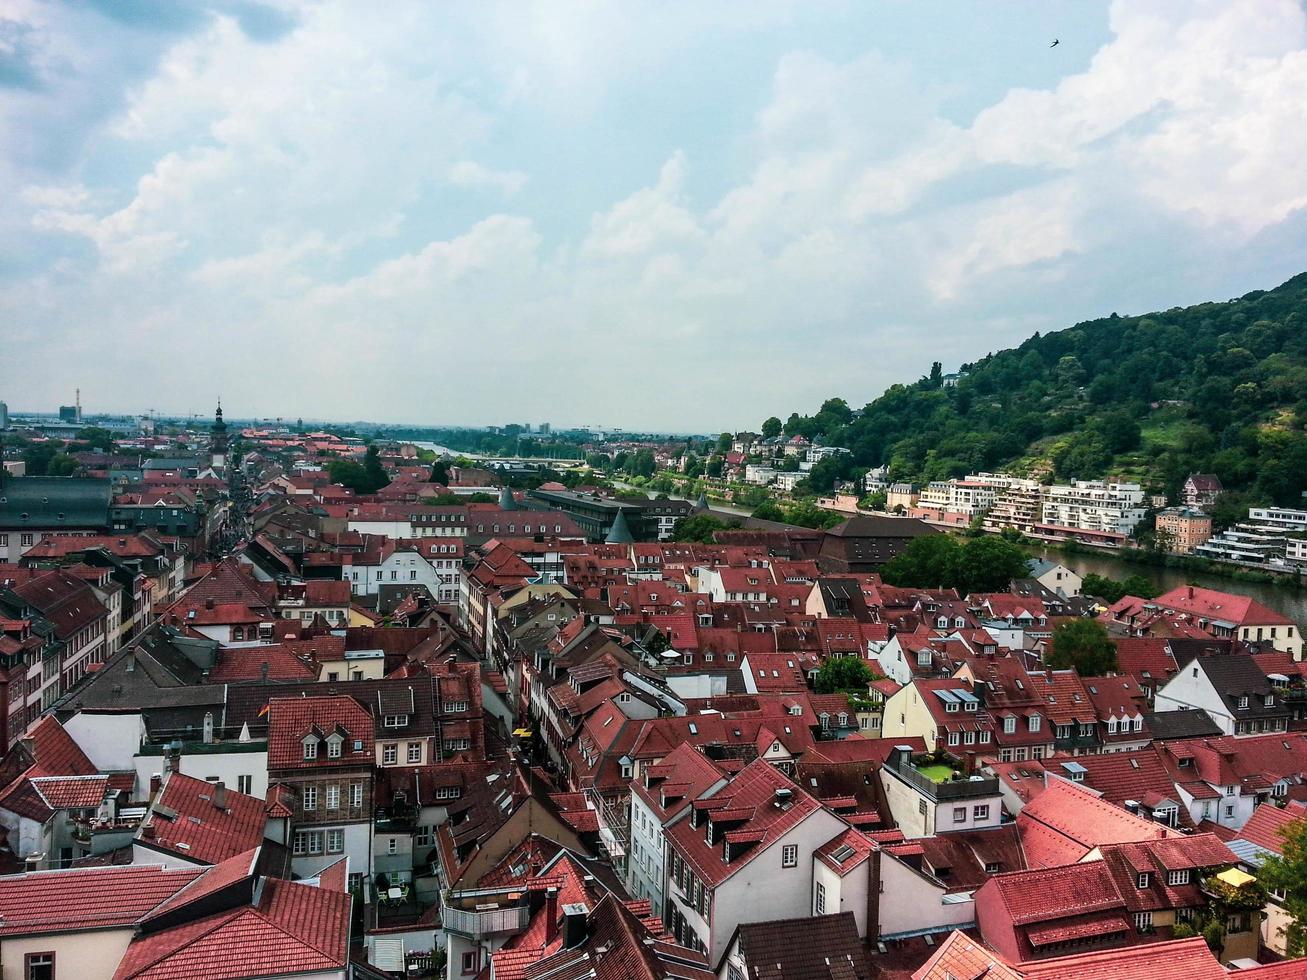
[1040,539,1306,590]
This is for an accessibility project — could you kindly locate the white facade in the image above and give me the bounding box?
[672,807,846,966]
[345,547,460,604]
[1040,481,1147,535]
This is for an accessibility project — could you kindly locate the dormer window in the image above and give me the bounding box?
[837,713,848,727]
[917,651,931,666]
[326,733,343,759]
[302,736,319,761]
[1028,715,1041,733]
[1238,696,1249,709]
[384,714,408,727]
[1003,716,1016,734]
[1167,869,1190,885]
[945,701,959,713]
[964,701,977,712]
[1137,872,1151,888]
[1265,694,1275,707]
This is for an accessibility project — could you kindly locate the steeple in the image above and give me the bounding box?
[694,490,710,511]
[498,485,517,510]
[210,400,228,469]
[605,507,635,545]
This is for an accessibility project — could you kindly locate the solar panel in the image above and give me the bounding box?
[954,689,980,703]
[936,690,960,704]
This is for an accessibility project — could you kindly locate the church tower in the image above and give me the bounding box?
[210,401,228,472]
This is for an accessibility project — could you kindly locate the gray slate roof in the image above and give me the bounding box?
[0,476,111,529]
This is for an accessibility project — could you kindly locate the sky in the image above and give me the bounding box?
[4,0,1307,433]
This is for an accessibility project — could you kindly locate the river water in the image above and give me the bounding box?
[1040,549,1307,625]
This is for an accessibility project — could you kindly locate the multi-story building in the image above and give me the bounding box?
[983,481,1043,535]
[524,488,691,542]
[662,758,845,964]
[1155,506,1213,553]
[1182,473,1224,509]
[627,742,726,916]
[878,745,1004,839]
[266,694,375,880]
[1039,481,1147,539]
[0,476,112,562]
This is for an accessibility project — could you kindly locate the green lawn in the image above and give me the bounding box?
[915,764,953,783]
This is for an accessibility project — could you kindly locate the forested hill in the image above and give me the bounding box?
[768,272,1307,518]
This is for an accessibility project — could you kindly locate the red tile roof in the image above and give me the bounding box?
[1153,585,1295,628]
[1017,778,1181,868]
[138,773,268,865]
[1236,800,1307,856]
[114,875,350,980]
[266,694,375,769]
[0,864,204,936]
[665,757,823,887]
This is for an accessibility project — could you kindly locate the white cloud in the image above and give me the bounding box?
[3,0,1307,429]
[447,160,528,196]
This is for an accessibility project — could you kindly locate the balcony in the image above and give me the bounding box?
[440,891,531,939]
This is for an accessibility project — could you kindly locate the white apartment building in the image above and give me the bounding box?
[1040,481,1146,536]
[344,541,461,604]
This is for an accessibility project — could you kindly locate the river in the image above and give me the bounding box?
[1039,549,1307,625]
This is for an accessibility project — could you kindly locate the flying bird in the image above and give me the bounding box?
[1050,38,1060,47]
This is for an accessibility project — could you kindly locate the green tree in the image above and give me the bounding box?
[751,501,786,523]
[1046,619,1118,674]
[716,432,733,454]
[761,417,783,438]
[1258,816,1307,956]
[881,535,960,590]
[327,458,373,494]
[814,657,875,695]
[672,514,732,543]
[954,536,1030,594]
[46,453,79,476]
[75,426,116,452]
[1082,573,1158,603]
[363,445,391,492]
[429,459,450,485]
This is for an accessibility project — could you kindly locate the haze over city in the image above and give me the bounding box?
[5,0,1307,429]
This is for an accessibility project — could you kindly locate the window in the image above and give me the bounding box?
[387,837,398,855]
[407,742,422,763]
[1056,724,1071,739]
[326,785,340,809]
[953,806,966,823]
[815,881,827,915]
[973,804,990,820]
[1080,722,1094,737]
[327,828,344,853]
[1106,720,1117,734]
[434,785,460,800]
[238,775,252,794]
[1134,911,1153,932]
[1168,869,1190,886]
[782,844,798,868]
[303,786,318,810]
[1002,716,1016,734]
[1136,872,1150,888]
[1238,696,1249,709]
[351,783,364,808]
[293,831,323,855]
[383,744,398,765]
[384,714,408,727]
[948,731,960,747]
[1133,716,1144,732]
[1028,714,1040,732]
[326,736,342,759]
[461,950,480,975]
[303,738,318,761]
[979,730,991,744]
[25,953,55,980]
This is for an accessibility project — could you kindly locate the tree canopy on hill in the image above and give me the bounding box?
[766,273,1307,505]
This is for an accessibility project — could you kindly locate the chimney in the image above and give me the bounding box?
[544,887,560,946]
[1188,586,1194,599]
[150,773,162,795]
[562,903,589,949]
[141,824,156,839]
[213,781,227,809]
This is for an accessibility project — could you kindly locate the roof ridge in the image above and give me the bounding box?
[119,907,244,978]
